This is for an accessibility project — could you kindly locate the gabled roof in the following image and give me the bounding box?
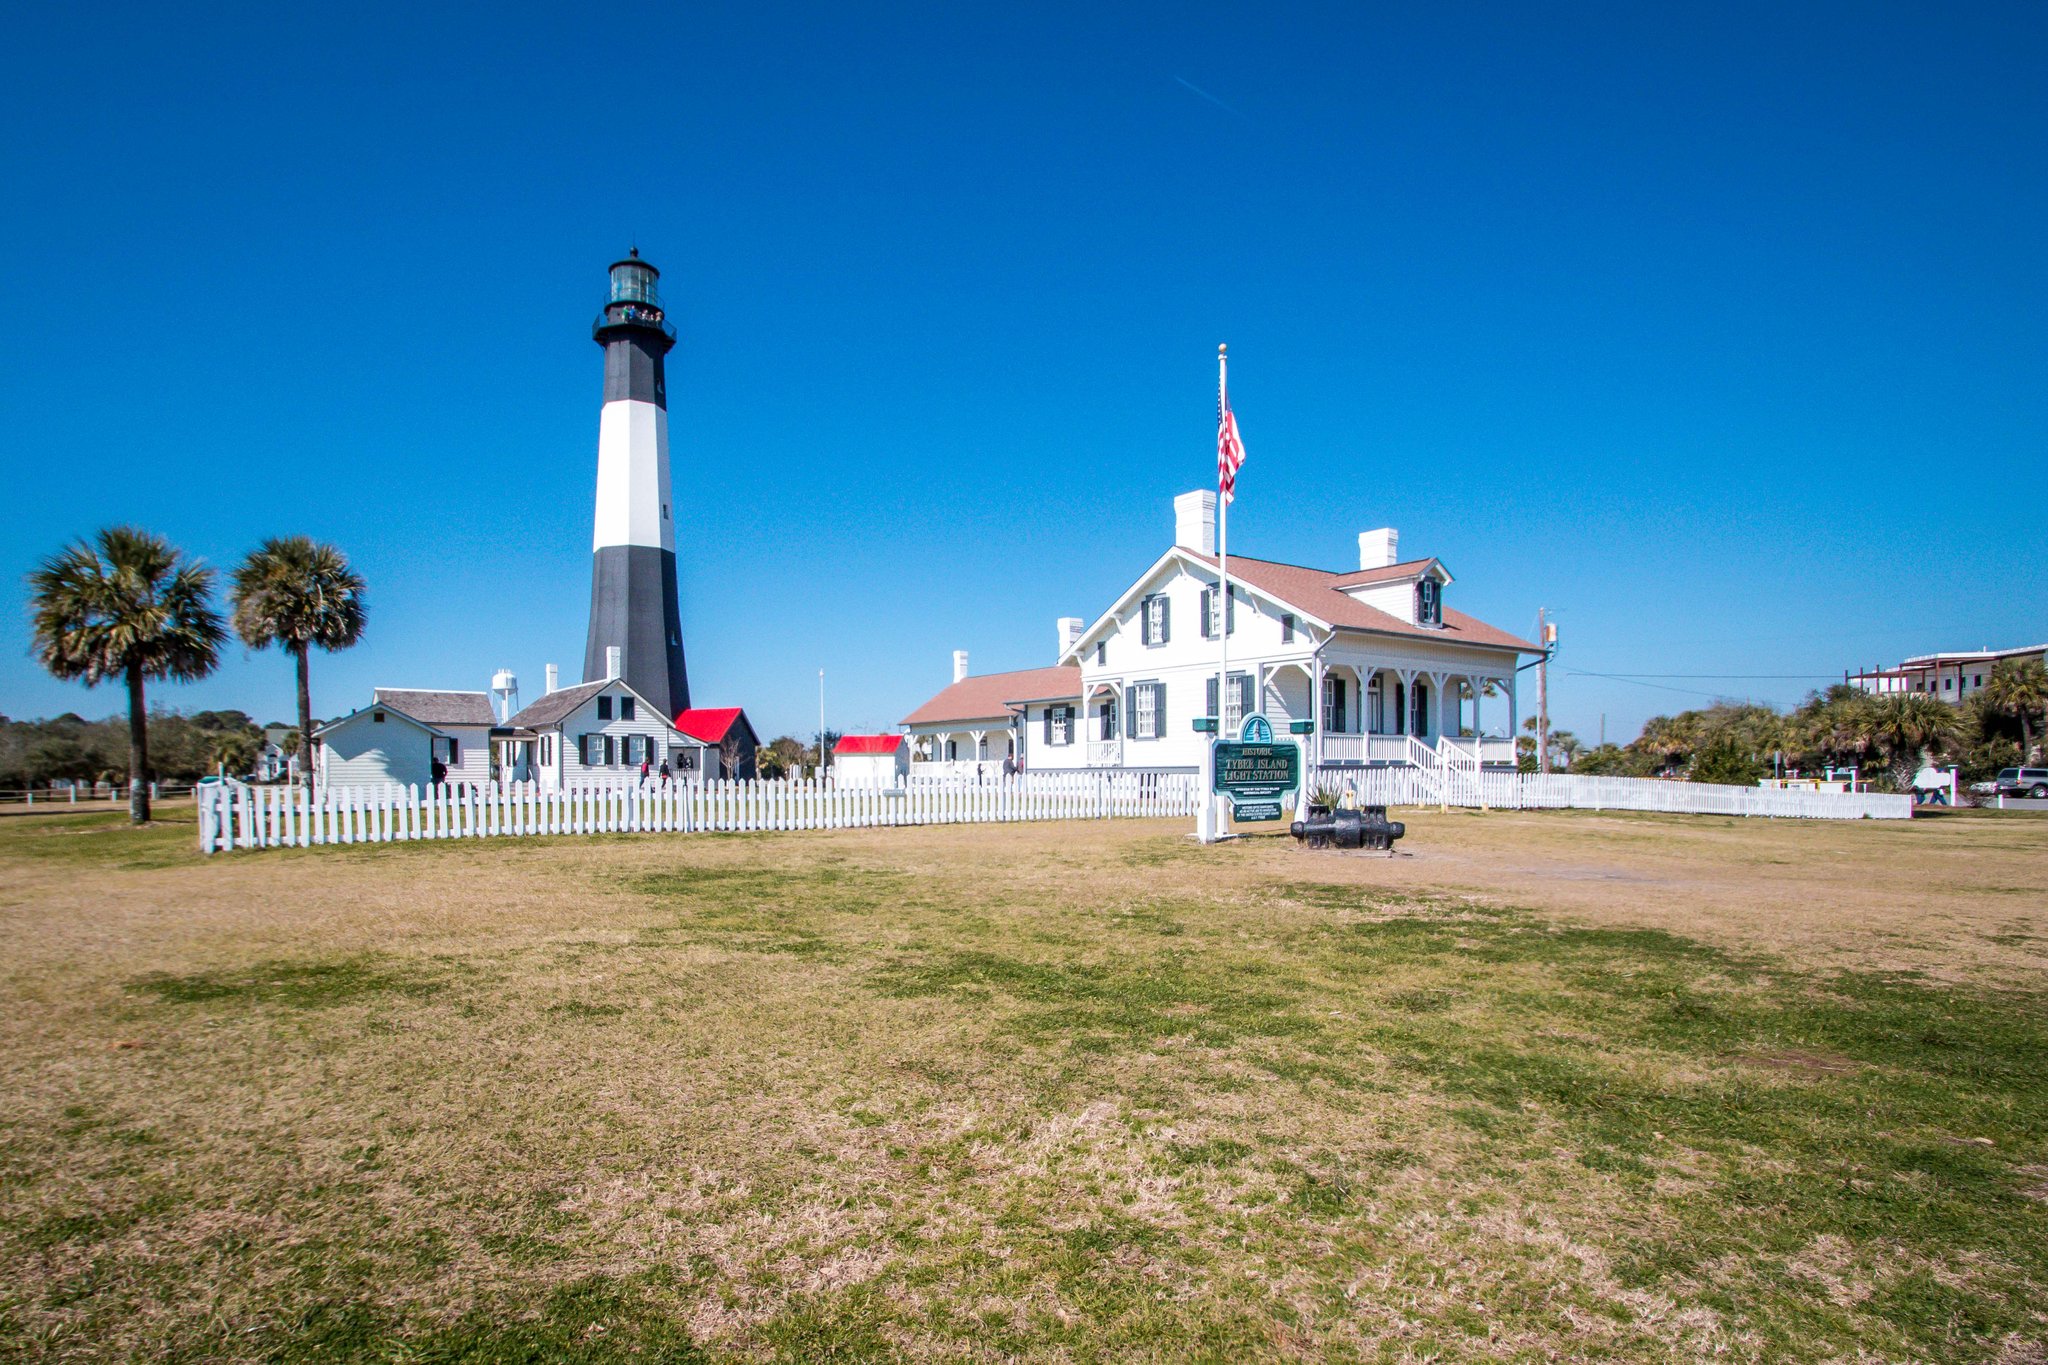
[505,680,613,731]
[675,707,748,744]
[901,665,1082,726]
[372,688,496,727]
[1061,547,1536,660]
[313,699,451,740]
[1186,552,1537,651]
[1331,556,1451,589]
[836,734,905,755]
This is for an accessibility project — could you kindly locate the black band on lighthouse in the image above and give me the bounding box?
[602,334,669,408]
[584,544,690,718]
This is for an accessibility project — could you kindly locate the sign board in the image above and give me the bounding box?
[1214,716,1300,823]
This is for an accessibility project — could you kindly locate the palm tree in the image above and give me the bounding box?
[1863,693,1960,790]
[1982,657,2048,762]
[230,537,366,795]
[29,527,225,824]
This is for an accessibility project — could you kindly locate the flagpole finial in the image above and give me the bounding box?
[1218,343,1227,355]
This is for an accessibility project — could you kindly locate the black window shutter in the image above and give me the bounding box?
[1206,676,1218,722]
[1226,588,1236,634]
[1042,707,1052,744]
[1153,683,1166,738]
[1200,588,1213,639]
[1159,595,1170,644]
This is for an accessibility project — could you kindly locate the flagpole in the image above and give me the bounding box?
[1217,342,1230,763]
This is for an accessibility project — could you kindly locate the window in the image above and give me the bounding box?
[581,734,602,765]
[1141,594,1170,646]
[1944,677,1953,690]
[1131,682,1162,740]
[1200,586,1237,639]
[597,696,613,720]
[1974,673,1983,687]
[1206,674,1255,731]
[1045,705,1075,746]
[621,697,636,721]
[976,734,988,760]
[373,711,385,723]
[540,735,553,765]
[1411,680,1430,735]
[1322,676,1348,732]
[1416,578,1442,627]
[1367,676,1384,733]
[1100,695,1118,741]
[1096,640,1106,667]
[1281,613,1295,644]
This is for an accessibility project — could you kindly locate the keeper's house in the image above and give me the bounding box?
[902,491,1539,776]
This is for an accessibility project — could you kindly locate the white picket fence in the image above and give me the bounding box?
[197,771,1204,854]
[1312,766,1912,821]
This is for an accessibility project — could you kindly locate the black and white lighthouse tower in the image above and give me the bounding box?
[583,250,690,718]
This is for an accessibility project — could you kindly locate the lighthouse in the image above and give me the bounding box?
[583,249,690,718]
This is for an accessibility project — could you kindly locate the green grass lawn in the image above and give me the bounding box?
[1,810,2044,1362]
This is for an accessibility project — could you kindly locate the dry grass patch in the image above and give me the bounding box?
[1,810,2045,1362]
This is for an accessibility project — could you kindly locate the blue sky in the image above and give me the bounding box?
[3,2,2043,743]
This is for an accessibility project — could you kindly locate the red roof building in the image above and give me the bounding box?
[672,707,759,778]
[834,734,906,755]
[897,491,1542,777]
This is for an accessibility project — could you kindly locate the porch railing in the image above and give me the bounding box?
[1088,740,1123,767]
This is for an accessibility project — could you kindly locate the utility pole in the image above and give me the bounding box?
[1536,608,1552,774]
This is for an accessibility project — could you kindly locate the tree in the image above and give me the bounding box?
[230,537,366,794]
[1690,734,1765,786]
[208,730,260,777]
[1982,657,2048,763]
[1863,693,1960,791]
[29,527,225,823]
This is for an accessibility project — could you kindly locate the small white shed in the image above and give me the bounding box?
[834,734,910,788]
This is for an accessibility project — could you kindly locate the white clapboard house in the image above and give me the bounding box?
[316,660,755,790]
[903,491,1538,776]
[315,689,498,790]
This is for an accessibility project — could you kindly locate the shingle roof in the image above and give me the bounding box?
[372,689,497,727]
[901,666,1082,726]
[1182,552,1537,652]
[504,680,609,730]
[675,707,747,744]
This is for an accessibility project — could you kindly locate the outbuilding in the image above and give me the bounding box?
[834,734,910,788]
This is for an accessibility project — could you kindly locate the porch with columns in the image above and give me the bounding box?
[1310,657,1519,767]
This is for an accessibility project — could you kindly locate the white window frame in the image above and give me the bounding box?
[1132,682,1160,741]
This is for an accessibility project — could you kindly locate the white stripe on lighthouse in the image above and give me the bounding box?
[591,400,673,552]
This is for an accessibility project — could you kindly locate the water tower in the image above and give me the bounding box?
[491,668,519,723]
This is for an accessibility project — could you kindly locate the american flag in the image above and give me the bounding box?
[1217,400,1246,504]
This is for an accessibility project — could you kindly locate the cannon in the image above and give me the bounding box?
[1289,804,1405,852]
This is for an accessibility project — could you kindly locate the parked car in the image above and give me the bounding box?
[1994,767,2048,798]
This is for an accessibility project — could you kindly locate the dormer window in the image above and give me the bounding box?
[1416,578,1443,628]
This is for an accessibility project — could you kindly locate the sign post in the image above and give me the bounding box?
[1213,714,1301,827]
